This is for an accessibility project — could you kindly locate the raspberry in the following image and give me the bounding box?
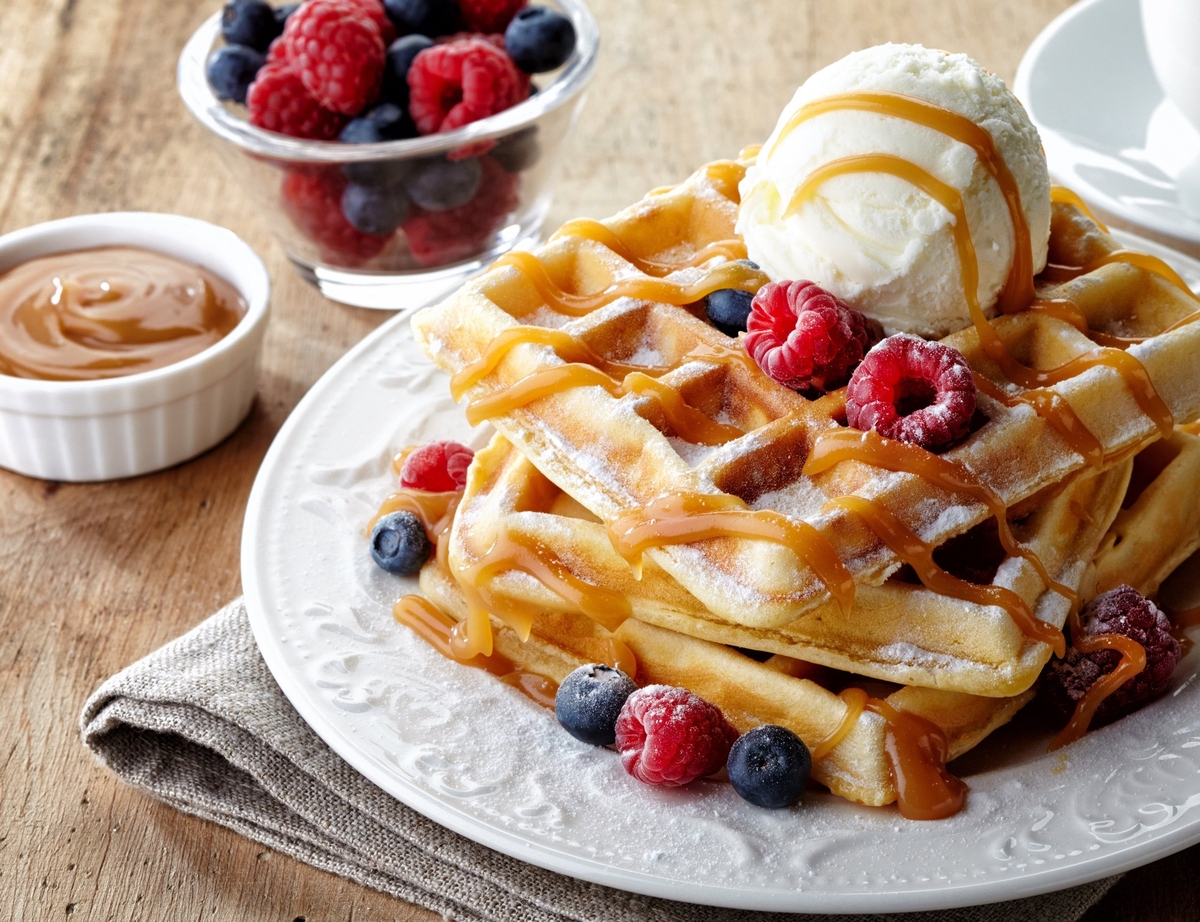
[845,334,976,451]
[615,685,739,786]
[407,38,529,135]
[400,440,475,491]
[264,36,289,67]
[402,155,518,266]
[247,63,347,139]
[744,280,879,394]
[282,0,386,115]
[281,169,391,266]
[437,32,508,51]
[1041,586,1181,727]
[459,0,526,34]
[343,0,397,43]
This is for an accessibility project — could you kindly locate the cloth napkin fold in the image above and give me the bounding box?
[81,599,1118,922]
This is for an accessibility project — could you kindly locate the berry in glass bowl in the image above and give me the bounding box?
[178,0,597,308]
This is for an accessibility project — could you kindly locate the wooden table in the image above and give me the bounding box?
[2,0,1198,918]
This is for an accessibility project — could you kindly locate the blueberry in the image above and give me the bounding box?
[504,6,576,74]
[726,725,811,809]
[383,0,461,37]
[381,34,435,108]
[704,288,755,337]
[339,104,417,185]
[343,183,409,235]
[206,45,266,104]
[340,104,415,144]
[220,0,281,52]
[369,511,431,575]
[491,127,541,173]
[404,157,483,211]
[554,664,638,746]
[274,2,300,29]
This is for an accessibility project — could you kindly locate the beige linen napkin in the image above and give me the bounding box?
[81,599,1118,922]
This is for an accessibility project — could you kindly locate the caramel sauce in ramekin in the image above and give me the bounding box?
[0,246,246,381]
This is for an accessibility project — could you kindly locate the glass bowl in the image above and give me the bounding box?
[177,1,598,309]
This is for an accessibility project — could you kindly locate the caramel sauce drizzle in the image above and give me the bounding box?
[803,429,1077,612]
[828,495,1065,656]
[492,251,767,318]
[394,595,558,708]
[451,327,631,401]
[369,488,461,539]
[786,154,1175,445]
[1024,298,1144,348]
[606,637,639,679]
[972,375,1105,467]
[1169,605,1200,655]
[1050,186,1108,231]
[805,685,966,819]
[1041,249,1200,304]
[452,324,767,406]
[1173,605,1200,630]
[1049,605,1148,750]
[459,530,633,636]
[767,91,1036,313]
[463,362,744,445]
[550,219,747,275]
[623,371,746,445]
[865,697,968,821]
[464,363,624,425]
[810,687,868,760]
[605,491,856,615]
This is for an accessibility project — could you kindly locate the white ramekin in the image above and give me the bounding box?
[0,212,270,481]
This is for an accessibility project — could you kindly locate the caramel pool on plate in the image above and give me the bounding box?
[0,245,247,381]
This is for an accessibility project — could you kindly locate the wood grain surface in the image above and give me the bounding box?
[1,0,1198,919]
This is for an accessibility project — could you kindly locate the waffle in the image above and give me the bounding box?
[418,545,1035,808]
[448,433,1130,697]
[1093,428,1200,598]
[405,424,1199,808]
[411,159,1200,653]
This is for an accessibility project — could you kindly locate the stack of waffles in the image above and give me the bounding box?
[403,153,1200,816]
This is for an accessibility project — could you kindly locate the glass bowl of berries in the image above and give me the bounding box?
[178,0,598,309]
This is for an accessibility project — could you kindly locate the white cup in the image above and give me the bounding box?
[1141,0,1200,132]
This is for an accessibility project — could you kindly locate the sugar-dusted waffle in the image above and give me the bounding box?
[412,154,1200,661]
[1093,428,1200,598]
[415,548,1033,812]
[447,433,1131,697]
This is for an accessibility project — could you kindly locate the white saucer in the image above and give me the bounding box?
[1015,0,1200,244]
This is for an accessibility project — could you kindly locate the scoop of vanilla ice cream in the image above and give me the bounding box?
[737,44,1050,338]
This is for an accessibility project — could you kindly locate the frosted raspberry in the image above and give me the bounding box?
[247,63,347,139]
[402,155,519,266]
[615,685,739,786]
[280,169,390,266]
[282,0,385,115]
[1041,586,1181,727]
[400,441,475,491]
[845,334,976,451]
[407,38,529,135]
[459,0,527,34]
[744,280,879,394]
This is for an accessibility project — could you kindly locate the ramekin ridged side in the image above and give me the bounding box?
[0,213,270,481]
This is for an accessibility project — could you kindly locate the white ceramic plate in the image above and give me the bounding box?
[242,232,1200,913]
[1015,0,1200,244]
